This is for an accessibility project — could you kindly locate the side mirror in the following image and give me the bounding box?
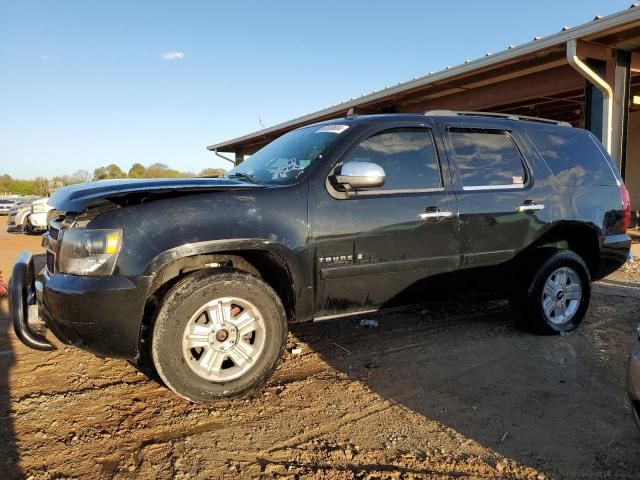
[333,162,386,190]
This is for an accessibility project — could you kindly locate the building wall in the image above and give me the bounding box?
[626,110,640,210]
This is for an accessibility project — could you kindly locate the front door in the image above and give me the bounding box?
[311,122,460,318]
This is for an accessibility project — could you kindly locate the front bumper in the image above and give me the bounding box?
[10,251,153,359]
[628,335,640,429]
[10,252,57,350]
[7,220,20,232]
[7,212,25,231]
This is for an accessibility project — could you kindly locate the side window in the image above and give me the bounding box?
[526,129,617,186]
[342,128,442,191]
[447,128,526,189]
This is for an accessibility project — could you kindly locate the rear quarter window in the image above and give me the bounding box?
[526,128,617,186]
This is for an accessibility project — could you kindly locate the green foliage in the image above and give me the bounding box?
[93,164,126,181]
[128,163,146,178]
[199,168,227,177]
[143,163,182,178]
[107,164,126,178]
[33,177,49,196]
[0,174,13,192]
[1,169,91,196]
[93,167,109,180]
[94,162,195,180]
[2,160,219,195]
[6,180,36,195]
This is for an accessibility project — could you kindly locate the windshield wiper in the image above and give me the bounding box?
[226,172,260,184]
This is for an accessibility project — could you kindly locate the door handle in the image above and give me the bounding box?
[418,207,453,220]
[516,201,545,213]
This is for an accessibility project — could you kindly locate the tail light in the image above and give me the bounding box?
[620,182,631,233]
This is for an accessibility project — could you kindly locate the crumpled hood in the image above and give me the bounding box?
[49,177,262,213]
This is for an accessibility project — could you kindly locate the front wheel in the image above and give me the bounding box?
[511,249,591,334]
[152,270,287,402]
[22,217,32,234]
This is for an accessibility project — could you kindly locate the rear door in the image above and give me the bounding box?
[440,120,553,270]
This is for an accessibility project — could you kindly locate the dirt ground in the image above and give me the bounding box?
[1,216,639,480]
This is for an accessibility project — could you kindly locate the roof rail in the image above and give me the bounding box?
[425,110,572,127]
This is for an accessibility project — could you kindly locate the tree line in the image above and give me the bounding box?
[0,164,228,196]
[93,162,225,180]
[0,171,90,196]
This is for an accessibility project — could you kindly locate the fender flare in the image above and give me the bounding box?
[143,238,307,299]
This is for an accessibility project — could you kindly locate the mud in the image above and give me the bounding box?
[0,217,638,479]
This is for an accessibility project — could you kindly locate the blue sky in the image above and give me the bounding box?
[0,0,634,179]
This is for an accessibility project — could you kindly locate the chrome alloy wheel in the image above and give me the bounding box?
[541,266,582,325]
[182,297,266,382]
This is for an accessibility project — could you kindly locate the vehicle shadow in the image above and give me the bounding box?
[290,290,640,477]
[0,298,22,480]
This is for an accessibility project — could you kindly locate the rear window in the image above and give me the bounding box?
[526,129,617,186]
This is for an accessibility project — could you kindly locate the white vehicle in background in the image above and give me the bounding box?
[27,197,54,233]
[7,201,33,232]
[0,198,19,215]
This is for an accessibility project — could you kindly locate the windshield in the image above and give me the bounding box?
[226,124,349,184]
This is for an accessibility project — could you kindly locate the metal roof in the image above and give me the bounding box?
[208,4,640,152]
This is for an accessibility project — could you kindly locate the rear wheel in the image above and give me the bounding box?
[511,249,591,334]
[152,270,287,402]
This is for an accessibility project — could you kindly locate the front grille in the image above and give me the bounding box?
[45,219,63,274]
[46,251,55,273]
[49,222,60,240]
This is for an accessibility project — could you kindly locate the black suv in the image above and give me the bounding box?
[11,111,631,402]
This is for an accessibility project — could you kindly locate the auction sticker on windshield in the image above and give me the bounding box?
[316,125,349,134]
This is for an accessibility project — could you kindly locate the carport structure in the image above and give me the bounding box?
[208,5,640,214]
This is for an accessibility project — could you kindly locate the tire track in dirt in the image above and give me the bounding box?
[264,353,508,456]
[11,377,151,405]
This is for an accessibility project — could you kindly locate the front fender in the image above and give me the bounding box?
[143,238,313,321]
[146,238,302,281]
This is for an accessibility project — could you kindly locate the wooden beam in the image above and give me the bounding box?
[400,65,584,113]
[631,52,640,74]
[458,58,568,90]
[585,23,640,48]
[575,40,615,61]
[400,54,567,105]
[498,93,585,111]
[502,103,583,118]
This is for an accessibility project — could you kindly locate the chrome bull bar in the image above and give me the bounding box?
[10,251,56,351]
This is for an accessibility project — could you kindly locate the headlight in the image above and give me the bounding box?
[57,229,123,276]
[32,203,48,213]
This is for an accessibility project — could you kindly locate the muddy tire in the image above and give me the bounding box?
[511,249,591,334]
[151,270,287,402]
